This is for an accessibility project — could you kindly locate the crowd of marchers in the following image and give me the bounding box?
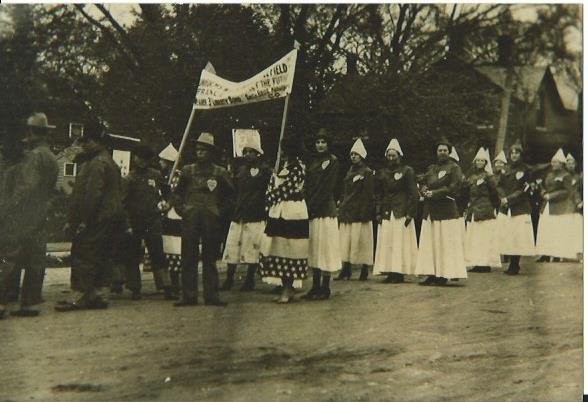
[0,113,582,317]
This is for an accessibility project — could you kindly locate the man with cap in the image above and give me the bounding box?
[336,138,375,281]
[120,143,175,300]
[56,122,125,311]
[171,132,234,306]
[3,113,59,317]
[220,130,271,291]
[301,129,341,300]
[0,129,32,318]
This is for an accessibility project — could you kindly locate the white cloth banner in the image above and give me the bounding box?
[194,49,297,110]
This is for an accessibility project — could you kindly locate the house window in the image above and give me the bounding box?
[64,162,77,177]
[536,90,547,129]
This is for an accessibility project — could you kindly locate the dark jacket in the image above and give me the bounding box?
[570,172,583,208]
[0,159,31,250]
[306,153,339,219]
[231,160,271,223]
[172,162,234,218]
[7,142,58,232]
[465,170,499,221]
[375,164,418,220]
[496,161,532,216]
[69,148,124,229]
[421,160,462,221]
[338,163,375,223]
[540,169,576,215]
[123,167,164,228]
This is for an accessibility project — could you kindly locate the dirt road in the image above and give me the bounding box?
[1,258,582,402]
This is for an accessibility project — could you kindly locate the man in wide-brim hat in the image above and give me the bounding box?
[2,113,59,317]
[171,132,234,307]
[56,122,125,312]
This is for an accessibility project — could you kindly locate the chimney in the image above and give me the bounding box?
[346,54,358,76]
[497,35,515,67]
[447,25,466,59]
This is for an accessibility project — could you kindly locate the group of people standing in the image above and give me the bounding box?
[0,114,583,316]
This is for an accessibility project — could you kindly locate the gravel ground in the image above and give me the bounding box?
[0,258,582,402]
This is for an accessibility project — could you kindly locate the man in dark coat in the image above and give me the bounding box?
[121,144,174,300]
[56,123,125,311]
[2,113,59,317]
[172,132,234,307]
[0,130,28,318]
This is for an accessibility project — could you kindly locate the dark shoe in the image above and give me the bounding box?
[315,286,331,300]
[334,273,350,281]
[468,266,481,273]
[86,298,109,309]
[11,308,40,317]
[383,273,404,283]
[477,266,491,273]
[174,298,198,307]
[204,300,228,307]
[358,266,369,281]
[163,287,177,300]
[419,275,436,286]
[131,291,142,301]
[300,287,320,300]
[219,279,233,291]
[434,277,448,286]
[55,301,84,312]
[239,283,255,292]
[110,285,123,295]
[536,255,550,262]
[0,309,5,320]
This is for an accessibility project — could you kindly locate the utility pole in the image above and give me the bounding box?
[494,35,515,156]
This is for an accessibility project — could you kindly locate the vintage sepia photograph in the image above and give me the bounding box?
[0,2,583,401]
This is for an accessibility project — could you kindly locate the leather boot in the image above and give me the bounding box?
[359,265,369,281]
[335,263,351,280]
[316,275,331,300]
[240,264,257,291]
[301,269,321,299]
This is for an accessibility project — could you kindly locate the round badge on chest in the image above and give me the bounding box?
[476,178,484,186]
[353,174,363,183]
[438,170,447,179]
[147,179,156,188]
[515,171,524,180]
[394,172,403,180]
[250,167,259,177]
[321,160,330,170]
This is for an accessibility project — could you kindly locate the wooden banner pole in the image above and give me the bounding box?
[168,105,197,185]
[274,93,291,172]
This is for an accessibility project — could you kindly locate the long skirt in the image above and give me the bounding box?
[571,213,583,254]
[339,222,374,265]
[464,218,502,267]
[222,221,265,265]
[308,217,341,273]
[373,214,418,275]
[415,218,467,279]
[536,208,580,259]
[260,200,309,289]
[497,212,536,256]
